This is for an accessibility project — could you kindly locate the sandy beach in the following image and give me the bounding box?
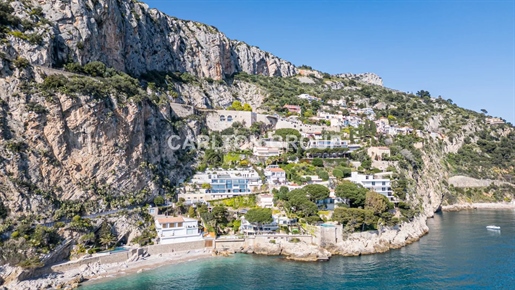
[8,249,215,290]
[82,248,215,286]
[441,202,515,212]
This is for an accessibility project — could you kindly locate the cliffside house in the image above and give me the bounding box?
[283,105,302,114]
[256,194,274,208]
[154,216,203,244]
[297,93,320,102]
[346,172,394,201]
[240,215,297,235]
[264,165,287,185]
[367,146,391,161]
[253,146,281,158]
[178,168,263,204]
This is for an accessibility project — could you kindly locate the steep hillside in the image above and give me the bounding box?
[0,0,514,284]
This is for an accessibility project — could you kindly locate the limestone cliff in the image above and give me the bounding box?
[5,0,297,79]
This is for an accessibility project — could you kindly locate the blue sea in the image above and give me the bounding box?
[81,210,515,289]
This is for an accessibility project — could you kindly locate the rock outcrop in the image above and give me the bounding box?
[336,73,383,86]
[322,216,429,256]
[237,238,332,262]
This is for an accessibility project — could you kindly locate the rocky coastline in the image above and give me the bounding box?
[441,202,515,212]
[214,215,429,261]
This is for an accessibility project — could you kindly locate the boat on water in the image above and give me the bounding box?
[486,225,501,230]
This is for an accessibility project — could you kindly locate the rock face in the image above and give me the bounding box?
[6,0,297,80]
[336,73,383,86]
[0,66,200,218]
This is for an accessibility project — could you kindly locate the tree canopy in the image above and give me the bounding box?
[303,184,330,202]
[245,208,273,224]
[335,181,367,208]
[364,191,393,215]
[332,207,377,232]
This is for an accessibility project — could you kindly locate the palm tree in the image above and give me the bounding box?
[99,233,116,250]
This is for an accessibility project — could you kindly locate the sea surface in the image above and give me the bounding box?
[81,210,515,289]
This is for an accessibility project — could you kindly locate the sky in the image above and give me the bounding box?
[144,0,515,123]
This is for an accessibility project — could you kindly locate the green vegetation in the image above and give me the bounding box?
[274,188,319,222]
[212,195,256,209]
[227,100,252,111]
[245,208,273,224]
[446,129,515,181]
[335,181,367,208]
[153,196,165,206]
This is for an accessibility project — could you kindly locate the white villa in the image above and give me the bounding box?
[154,216,203,244]
[179,168,263,204]
[256,194,274,208]
[240,215,297,235]
[264,165,286,185]
[253,146,281,157]
[346,172,394,201]
[307,139,349,149]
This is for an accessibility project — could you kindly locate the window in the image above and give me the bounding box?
[382,182,386,185]
[170,223,176,228]
[220,115,226,121]
[177,222,183,227]
[162,223,169,228]
[227,115,233,122]
[372,181,375,186]
[382,187,386,192]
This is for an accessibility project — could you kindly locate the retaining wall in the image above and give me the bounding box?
[50,240,207,273]
[144,240,206,255]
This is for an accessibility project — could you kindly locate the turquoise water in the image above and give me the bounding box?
[81,210,515,289]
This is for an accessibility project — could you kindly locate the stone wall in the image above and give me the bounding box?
[205,110,257,131]
[170,103,196,118]
[50,241,207,274]
[214,235,313,251]
[144,240,206,255]
[214,239,246,251]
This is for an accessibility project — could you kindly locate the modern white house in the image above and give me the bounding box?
[264,165,287,185]
[346,172,394,201]
[307,139,349,149]
[240,215,297,235]
[253,146,281,158]
[256,194,274,208]
[298,93,320,102]
[179,168,263,204]
[154,216,203,244]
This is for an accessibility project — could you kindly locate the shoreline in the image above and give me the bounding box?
[10,206,512,289]
[8,249,214,290]
[81,249,215,287]
[441,202,515,212]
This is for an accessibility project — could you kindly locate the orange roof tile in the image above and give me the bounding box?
[268,168,285,172]
[157,216,184,224]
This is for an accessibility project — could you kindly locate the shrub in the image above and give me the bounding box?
[312,158,324,167]
[27,33,43,45]
[26,102,47,114]
[153,196,165,206]
[83,61,106,77]
[269,239,276,244]
[13,57,30,69]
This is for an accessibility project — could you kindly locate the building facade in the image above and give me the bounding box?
[179,168,263,203]
[154,216,203,244]
[264,165,287,185]
[346,172,394,201]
